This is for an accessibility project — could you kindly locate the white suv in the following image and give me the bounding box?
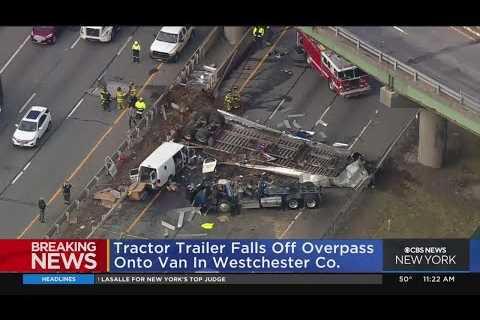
[150,26,194,62]
[12,106,52,147]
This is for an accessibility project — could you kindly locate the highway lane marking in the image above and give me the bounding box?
[239,27,288,93]
[449,26,476,41]
[117,36,132,56]
[23,161,31,171]
[268,98,286,120]
[18,92,37,114]
[67,98,84,119]
[314,103,335,128]
[393,26,408,35]
[69,36,81,49]
[11,172,24,185]
[17,61,165,239]
[11,160,33,185]
[279,211,304,239]
[349,118,373,150]
[0,34,30,74]
[125,191,162,234]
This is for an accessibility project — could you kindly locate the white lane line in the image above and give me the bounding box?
[268,98,286,120]
[70,36,81,49]
[67,98,84,119]
[23,161,31,172]
[97,70,107,82]
[314,103,335,127]
[393,26,408,35]
[11,172,24,185]
[18,92,36,114]
[117,35,132,56]
[0,34,30,74]
[349,119,373,150]
[279,211,304,239]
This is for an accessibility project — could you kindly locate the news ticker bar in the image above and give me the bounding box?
[23,274,383,285]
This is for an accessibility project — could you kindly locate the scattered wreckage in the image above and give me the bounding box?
[118,109,370,216]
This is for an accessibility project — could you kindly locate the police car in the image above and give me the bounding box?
[12,106,52,147]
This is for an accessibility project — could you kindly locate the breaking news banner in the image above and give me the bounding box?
[0,240,108,273]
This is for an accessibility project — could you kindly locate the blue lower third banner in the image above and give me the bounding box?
[23,274,95,285]
[110,240,383,273]
[471,240,480,272]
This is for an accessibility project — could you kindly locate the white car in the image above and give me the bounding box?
[12,106,52,147]
[150,26,194,62]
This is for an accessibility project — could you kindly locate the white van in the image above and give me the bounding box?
[134,142,191,190]
[80,26,118,42]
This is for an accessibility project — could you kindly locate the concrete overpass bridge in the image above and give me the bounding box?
[299,26,480,168]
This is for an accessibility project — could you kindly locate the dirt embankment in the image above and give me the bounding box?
[334,120,480,238]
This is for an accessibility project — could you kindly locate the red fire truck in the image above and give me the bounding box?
[297,31,370,98]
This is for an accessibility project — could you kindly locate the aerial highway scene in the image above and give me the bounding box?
[0,26,478,240]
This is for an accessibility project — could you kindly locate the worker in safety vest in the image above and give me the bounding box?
[134,97,146,120]
[224,87,240,111]
[253,26,271,47]
[128,82,138,108]
[253,26,265,39]
[99,86,111,111]
[132,40,141,63]
[116,87,127,110]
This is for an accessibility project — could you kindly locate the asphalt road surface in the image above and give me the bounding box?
[344,26,480,102]
[0,26,212,237]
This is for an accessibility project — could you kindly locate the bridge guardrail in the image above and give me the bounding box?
[318,26,480,114]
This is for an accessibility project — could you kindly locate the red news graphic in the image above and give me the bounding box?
[0,240,108,272]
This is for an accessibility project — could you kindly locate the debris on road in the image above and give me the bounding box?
[127,182,147,201]
[93,188,122,208]
[332,159,370,189]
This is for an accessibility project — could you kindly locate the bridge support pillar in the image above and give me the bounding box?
[418,109,447,168]
[224,27,246,45]
[380,86,418,108]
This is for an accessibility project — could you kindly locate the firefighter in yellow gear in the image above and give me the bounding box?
[253,26,266,39]
[224,87,240,111]
[116,87,127,110]
[99,86,111,111]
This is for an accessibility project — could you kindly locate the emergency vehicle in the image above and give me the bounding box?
[297,31,370,97]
